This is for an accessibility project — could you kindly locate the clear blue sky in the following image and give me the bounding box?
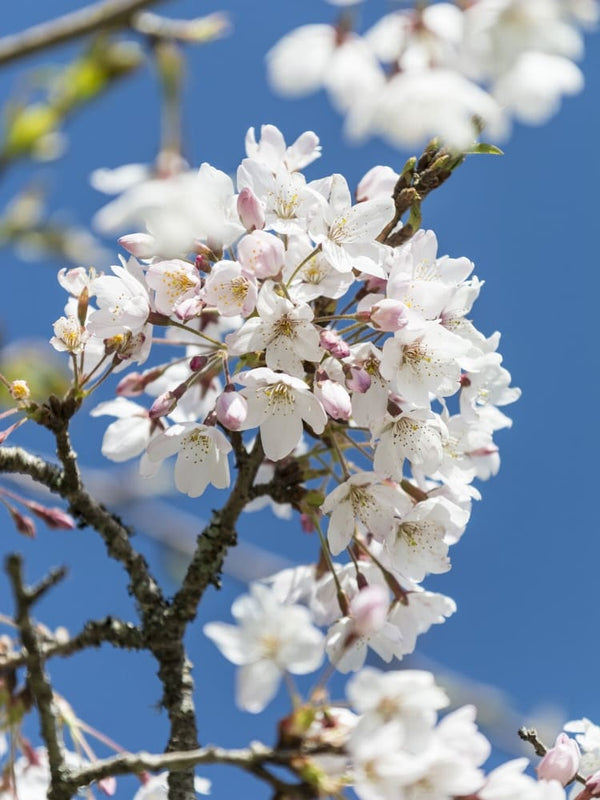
[0,1,599,797]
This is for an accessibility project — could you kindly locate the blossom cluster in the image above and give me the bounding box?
[267,0,597,149]
[49,124,520,678]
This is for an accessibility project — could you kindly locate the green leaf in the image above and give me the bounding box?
[467,142,504,155]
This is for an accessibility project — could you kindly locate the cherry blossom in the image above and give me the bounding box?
[204,583,325,712]
[145,422,232,497]
[235,368,327,460]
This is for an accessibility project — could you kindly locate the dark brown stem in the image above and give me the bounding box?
[377,143,464,248]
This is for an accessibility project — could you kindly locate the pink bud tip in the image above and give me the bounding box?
[98,777,117,796]
[149,390,179,420]
[116,372,144,397]
[370,299,409,332]
[319,329,350,359]
[536,734,580,786]
[118,233,157,259]
[190,355,209,372]
[237,187,265,231]
[215,391,247,431]
[346,366,371,394]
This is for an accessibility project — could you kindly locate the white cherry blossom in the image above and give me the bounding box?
[146,258,201,317]
[227,284,322,377]
[245,124,321,173]
[87,257,150,338]
[204,583,324,713]
[308,173,393,276]
[322,472,404,555]
[203,260,258,317]
[145,422,231,497]
[236,368,327,461]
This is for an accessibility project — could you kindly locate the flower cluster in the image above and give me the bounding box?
[267,0,597,149]
[50,123,519,680]
[342,668,566,800]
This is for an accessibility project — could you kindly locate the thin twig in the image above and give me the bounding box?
[0,616,144,670]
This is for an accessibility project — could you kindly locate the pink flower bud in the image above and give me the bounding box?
[215,390,248,430]
[536,734,580,785]
[98,777,117,796]
[116,367,166,397]
[118,233,157,259]
[25,501,75,530]
[319,329,350,359]
[370,299,409,332]
[149,385,185,419]
[350,585,389,636]
[356,165,399,202]
[315,379,352,421]
[237,230,284,279]
[345,366,371,394]
[116,372,145,397]
[364,275,388,294]
[237,187,265,231]
[189,355,209,372]
[195,253,211,273]
[5,502,36,538]
[21,739,42,766]
[175,295,205,321]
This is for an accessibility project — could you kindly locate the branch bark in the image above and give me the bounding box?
[61,741,331,797]
[171,435,265,624]
[0,616,144,670]
[6,555,69,800]
[0,0,168,67]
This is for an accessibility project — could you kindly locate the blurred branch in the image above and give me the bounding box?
[0,37,144,172]
[0,0,168,67]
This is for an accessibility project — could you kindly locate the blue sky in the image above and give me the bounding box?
[0,1,599,797]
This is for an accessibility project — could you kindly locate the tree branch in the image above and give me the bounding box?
[0,444,164,616]
[0,0,168,67]
[0,616,144,670]
[377,142,465,248]
[171,435,265,624]
[61,741,331,797]
[6,555,68,800]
